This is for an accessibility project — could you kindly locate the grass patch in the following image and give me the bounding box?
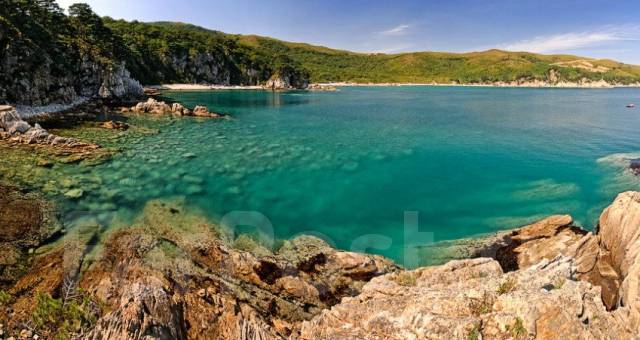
[497,277,517,295]
[0,290,12,306]
[392,272,417,287]
[31,291,102,339]
[552,277,566,289]
[506,317,527,338]
[467,323,481,340]
[469,291,494,316]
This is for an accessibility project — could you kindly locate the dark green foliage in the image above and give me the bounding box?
[1,0,639,104]
[102,19,308,85]
[237,37,640,84]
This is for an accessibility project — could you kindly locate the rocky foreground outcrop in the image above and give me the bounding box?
[125,98,223,118]
[0,106,78,146]
[2,192,640,339]
[0,198,396,339]
[301,192,640,339]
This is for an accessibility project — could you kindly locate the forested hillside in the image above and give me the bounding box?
[238,35,640,84]
[0,1,308,105]
[2,1,640,106]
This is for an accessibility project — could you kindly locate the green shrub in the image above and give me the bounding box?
[0,290,12,306]
[506,317,527,338]
[31,292,101,339]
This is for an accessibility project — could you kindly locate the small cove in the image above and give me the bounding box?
[5,86,640,267]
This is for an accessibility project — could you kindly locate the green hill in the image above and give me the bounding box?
[236,35,640,84]
[117,20,640,85]
[2,1,640,105]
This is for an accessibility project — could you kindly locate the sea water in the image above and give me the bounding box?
[53,86,640,266]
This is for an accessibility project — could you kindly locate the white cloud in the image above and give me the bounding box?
[371,44,415,54]
[500,26,639,53]
[381,24,410,36]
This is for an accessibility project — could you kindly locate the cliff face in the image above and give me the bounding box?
[0,2,143,106]
[104,20,311,89]
[0,2,310,107]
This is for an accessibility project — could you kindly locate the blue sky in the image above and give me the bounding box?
[55,0,640,64]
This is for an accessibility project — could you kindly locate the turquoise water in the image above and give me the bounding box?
[62,87,640,266]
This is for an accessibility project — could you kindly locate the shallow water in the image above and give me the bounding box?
[28,87,640,266]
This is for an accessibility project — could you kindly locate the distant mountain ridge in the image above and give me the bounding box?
[232,34,640,85]
[92,20,640,86]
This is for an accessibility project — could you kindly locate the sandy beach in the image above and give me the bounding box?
[150,82,640,91]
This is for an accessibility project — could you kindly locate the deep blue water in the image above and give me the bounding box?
[66,87,640,266]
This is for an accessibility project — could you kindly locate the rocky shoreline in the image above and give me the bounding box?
[2,92,640,339]
[1,171,640,339]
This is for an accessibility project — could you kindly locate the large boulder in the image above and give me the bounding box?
[300,192,640,339]
[300,256,626,339]
[129,99,221,118]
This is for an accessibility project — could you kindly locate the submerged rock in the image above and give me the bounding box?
[100,120,129,130]
[63,188,84,199]
[0,185,60,284]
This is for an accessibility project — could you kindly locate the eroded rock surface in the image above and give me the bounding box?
[127,98,222,118]
[4,191,640,339]
[300,192,640,339]
[0,198,395,338]
[301,257,624,339]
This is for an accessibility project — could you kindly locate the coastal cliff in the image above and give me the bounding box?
[2,184,640,339]
[3,1,640,108]
[0,2,144,106]
[0,2,310,107]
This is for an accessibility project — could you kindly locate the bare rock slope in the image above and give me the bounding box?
[301,192,640,339]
